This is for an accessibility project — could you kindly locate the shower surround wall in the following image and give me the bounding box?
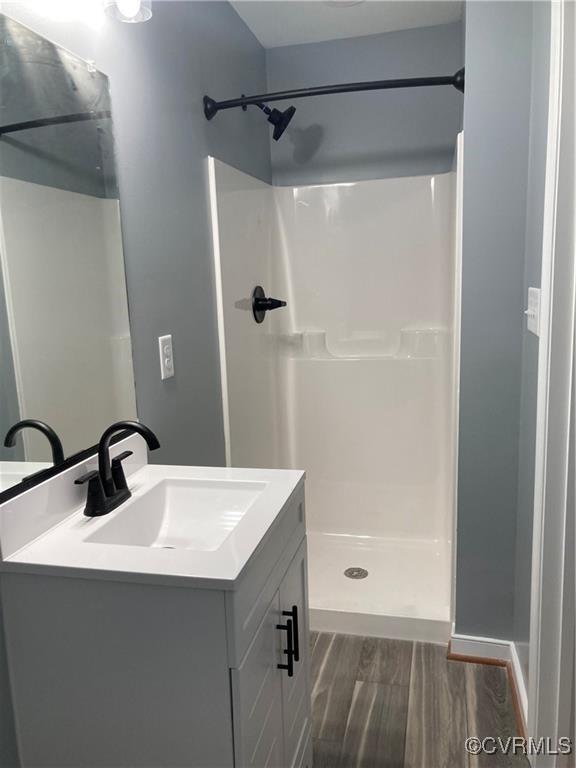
[209,158,457,641]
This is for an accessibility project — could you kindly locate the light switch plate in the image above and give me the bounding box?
[158,334,175,380]
[525,287,541,336]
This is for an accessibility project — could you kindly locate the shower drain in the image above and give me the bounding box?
[344,567,368,580]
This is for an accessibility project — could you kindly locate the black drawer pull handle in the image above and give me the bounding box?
[276,618,294,677]
[282,605,300,662]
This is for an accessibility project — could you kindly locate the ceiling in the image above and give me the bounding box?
[230,1,463,49]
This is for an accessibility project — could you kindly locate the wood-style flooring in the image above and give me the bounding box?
[310,632,528,768]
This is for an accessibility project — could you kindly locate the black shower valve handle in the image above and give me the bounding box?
[254,296,287,312]
[252,285,287,323]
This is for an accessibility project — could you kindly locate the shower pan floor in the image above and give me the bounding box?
[307,531,452,644]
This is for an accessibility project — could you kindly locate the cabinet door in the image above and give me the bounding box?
[279,539,312,768]
[231,593,284,768]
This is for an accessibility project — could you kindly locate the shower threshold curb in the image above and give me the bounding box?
[309,607,451,644]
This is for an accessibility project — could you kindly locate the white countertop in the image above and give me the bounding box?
[1,463,305,590]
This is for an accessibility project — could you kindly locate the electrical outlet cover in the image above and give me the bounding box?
[159,334,174,379]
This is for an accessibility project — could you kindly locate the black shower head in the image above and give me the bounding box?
[257,103,296,141]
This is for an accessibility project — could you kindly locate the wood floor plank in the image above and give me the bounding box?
[311,633,365,743]
[465,664,529,767]
[339,681,408,768]
[310,631,319,655]
[312,738,342,768]
[358,637,413,686]
[310,634,526,768]
[310,632,334,687]
[404,642,470,768]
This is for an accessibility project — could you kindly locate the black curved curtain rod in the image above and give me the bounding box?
[204,68,464,120]
[0,110,112,137]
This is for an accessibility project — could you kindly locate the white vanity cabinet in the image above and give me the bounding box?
[232,540,311,768]
[0,473,311,768]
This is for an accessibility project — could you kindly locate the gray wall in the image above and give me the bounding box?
[3,0,271,467]
[266,22,463,186]
[513,0,550,679]
[456,1,534,639]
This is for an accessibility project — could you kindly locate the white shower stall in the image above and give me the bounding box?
[209,152,460,642]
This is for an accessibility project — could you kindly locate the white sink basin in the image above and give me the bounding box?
[85,478,266,551]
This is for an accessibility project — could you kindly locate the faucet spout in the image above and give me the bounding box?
[98,420,160,497]
[4,419,65,465]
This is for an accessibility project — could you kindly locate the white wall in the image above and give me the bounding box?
[210,160,456,545]
[272,175,455,541]
[0,177,136,460]
[272,177,454,349]
[208,159,280,469]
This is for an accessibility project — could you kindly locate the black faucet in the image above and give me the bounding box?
[3,420,65,465]
[75,421,160,517]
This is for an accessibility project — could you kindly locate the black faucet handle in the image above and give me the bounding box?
[111,451,134,492]
[75,471,108,517]
[75,470,100,485]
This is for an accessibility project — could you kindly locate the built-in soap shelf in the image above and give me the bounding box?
[279,328,448,360]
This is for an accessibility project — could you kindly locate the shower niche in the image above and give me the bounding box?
[208,150,461,642]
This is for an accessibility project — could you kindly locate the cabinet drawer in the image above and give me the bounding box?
[230,594,283,768]
[226,483,305,666]
[230,536,312,768]
[279,539,311,768]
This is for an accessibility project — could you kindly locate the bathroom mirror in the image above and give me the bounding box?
[0,15,137,492]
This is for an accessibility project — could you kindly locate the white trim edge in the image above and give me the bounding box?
[528,0,565,741]
[510,640,529,727]
[207,157,232,467]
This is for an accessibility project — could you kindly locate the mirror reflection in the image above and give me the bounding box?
[0,15,136,490]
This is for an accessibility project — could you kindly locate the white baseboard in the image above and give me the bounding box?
[450,632,513,661]
[509,641,528,727]
[450,633,528,728]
